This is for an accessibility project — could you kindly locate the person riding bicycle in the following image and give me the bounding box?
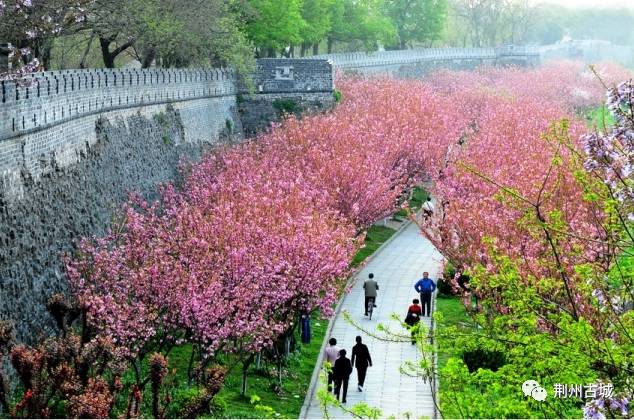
[363,273,378,316]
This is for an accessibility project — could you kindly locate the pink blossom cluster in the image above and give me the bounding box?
[0,0,91,80]
[67,74,472,358]
[67,60,630,358]
[419,62,632,319]
[430,61,632,112]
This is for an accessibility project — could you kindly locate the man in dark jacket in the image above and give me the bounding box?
[414,272,436,316]
[351,336,372,391]
[363,273,379,316]
[333,349,353,403]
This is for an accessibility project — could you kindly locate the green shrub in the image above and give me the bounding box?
[164,387,204,418]
[462,348,506,373]
[211,395,228,417]
[437,278,454,296]
[154,111,169,128]
[272,98,299,114]
[444,261,456,280]
[225,118,234,134]
[333,89,342,103]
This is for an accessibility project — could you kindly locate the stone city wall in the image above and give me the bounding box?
[0,60,334,343]
[238,59,336,136]
[311,46,540,77]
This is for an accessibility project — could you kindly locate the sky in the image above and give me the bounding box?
[535,0,634,8]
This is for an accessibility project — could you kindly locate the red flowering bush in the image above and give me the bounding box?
[0,295,125,418]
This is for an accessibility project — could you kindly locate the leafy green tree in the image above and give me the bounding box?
[130,0,254,71]
[47,0,254,70]
[564,8,634,45]
[385,0,448,49]
[245,0,306,57]
[326,0,396,53]
[524,6,564,45]
[299,0,334,56]
[445,0,537,47]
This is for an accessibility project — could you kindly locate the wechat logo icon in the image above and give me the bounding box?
[523,380,547,401]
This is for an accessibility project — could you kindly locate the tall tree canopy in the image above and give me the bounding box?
[385,0,448,49]
[327,0,396,52]
[300,0,334,55]
[245,0,306,57]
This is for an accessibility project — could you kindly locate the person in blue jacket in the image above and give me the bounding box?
[414,271,436,316]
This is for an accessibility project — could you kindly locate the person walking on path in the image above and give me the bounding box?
[324,338,340,392]
[333,349,353,403]
[405,299,422,344]
[351,336,372,391]
[422,197,434,221]
[363,273,379,316]
[301,312,311,344]
[414,272,436,317]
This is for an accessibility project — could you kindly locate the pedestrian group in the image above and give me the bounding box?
[325,270,436,403]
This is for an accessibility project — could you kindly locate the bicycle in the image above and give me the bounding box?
[366,297,375,320]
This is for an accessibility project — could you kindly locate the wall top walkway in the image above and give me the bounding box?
[0,59,334,142]
[310,45,540,68]
[309,41,634,69]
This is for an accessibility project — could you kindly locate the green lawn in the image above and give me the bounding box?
[435,295,470,382]
[351,225,397,266]
[215,319,328,418]
[394,186,430,219]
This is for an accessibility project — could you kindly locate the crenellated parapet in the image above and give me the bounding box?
[0,67,236,142]
[310,46,541,76]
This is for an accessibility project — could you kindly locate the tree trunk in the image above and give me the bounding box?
[240,354,255,396]
[40,40,52,70]
[266,47,276,58]
[99,36,135,68]
[99,37,116,68]
[187,345,196,385]
[312,43,319,55]
[327,37,334,54]
[141,46,156,68]
[79,32,95,69]
[300,43,308,57]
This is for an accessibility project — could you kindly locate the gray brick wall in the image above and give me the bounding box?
[309,47,540,76]
[238,92,335,137]
[0,105,223,344]
[242,59,334,94]
[0,60,334,345]
[0,68,236,142]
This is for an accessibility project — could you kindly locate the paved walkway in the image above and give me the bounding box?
[303,221,444,418]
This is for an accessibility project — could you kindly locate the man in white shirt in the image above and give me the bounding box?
[324,337,340,392]
[422,197,434,220]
